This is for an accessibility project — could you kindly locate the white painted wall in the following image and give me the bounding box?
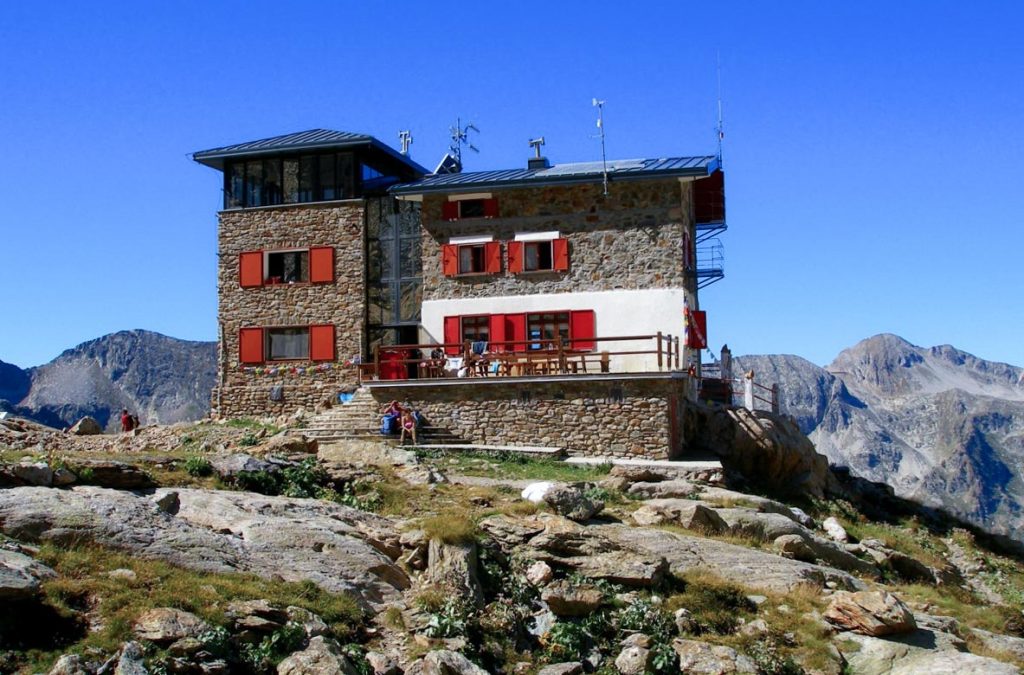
[420,288,693,372]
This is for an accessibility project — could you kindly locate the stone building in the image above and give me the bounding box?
[194,128,726,457]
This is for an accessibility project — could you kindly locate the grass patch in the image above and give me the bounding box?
[893,582,1022,635]
[418,449,612,482]
[225,417,282,436]
[420,513,478,545]
[7,541,363,673]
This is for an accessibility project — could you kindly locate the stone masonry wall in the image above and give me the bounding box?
[214,202,365,419]
[421,179,695,301]
[369,376,689,459]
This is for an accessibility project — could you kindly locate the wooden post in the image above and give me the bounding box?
[656,331,663,370]
[771,383,780,415]
[372,344,380,381]
[675,336,680,369]
[557,338,566,374]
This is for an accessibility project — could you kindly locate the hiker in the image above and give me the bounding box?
[120,409,134,433]
[399,409,418,445]
[380,400,403,435]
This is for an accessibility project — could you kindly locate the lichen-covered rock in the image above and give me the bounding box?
[0,548,56,600]
[526,560,554,586]
[541,580,604,617]
[823,591,916,636]
[133,607,211,644]
[277,636,359,675]
[69,417,103,436]
[614,645,652,674]
[421,649,489,675]
[672,638,758,674]
[115,641,149,675]
[542,485,604,521]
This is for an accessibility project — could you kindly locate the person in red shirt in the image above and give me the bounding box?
[120,409,133,433]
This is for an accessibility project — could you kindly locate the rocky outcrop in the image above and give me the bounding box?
[277,636,359,675]
[672,639,757,674]
[0,486,409,609]
[0,548,56,600]
[133,608,210,644]
[823,591,916,636]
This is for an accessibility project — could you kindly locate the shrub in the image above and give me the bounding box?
[420,513,477,545]
[184,456,213,478]
[234,470,282,495]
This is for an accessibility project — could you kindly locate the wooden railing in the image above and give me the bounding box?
[357,332,681,382]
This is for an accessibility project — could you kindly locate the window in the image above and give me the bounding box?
[224,152,360,209]
[266,327,309,361]
[442,241,501,276]
[239,247,333,287]
[527,312,570,349]
[459,245,486,274]
[508,236,570,273]
[441,197,499,220]
[461,315,490,343]
[266,250,308,284]
[523,241,553,271]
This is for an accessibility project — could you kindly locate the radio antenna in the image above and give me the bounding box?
[592,98,609,196]
[716,52,724,166]
[449,117,480,170]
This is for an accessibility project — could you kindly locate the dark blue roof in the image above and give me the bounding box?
[193,129,428,175]
[391,156,718,195]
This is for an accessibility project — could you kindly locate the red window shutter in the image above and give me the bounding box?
[483,198,499,218]
[309,324,335,361]
[569,310,596,350]
[687,310,708,349]
[507,241,523,274]
[239,327,264,364]
[484,241,502,274]
[239,251,263,288]
[442,244,459,277]
[489,314,506,351]
[442,201,459,221]
[506,313,527,352]
[552,238,570,271]
[309,247,334,284]
[443,315,461,355]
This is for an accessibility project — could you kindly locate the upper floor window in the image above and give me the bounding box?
[225,152,356,209]
[442,238,501,277]
[441,197,499,220]
[266,250,308,284]
[508,233,570,273]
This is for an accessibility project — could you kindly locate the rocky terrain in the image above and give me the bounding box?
[0,330,216,432]
[2,406,1024,674]
[736,334,1024,543]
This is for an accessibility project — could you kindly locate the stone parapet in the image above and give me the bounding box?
[367,374,691,459]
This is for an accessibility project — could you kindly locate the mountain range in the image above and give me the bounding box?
[0,330,216,431]
[735,334,1024,541]
[2,329,1023,541]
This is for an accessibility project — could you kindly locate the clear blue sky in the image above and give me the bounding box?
[1,2,1021,369]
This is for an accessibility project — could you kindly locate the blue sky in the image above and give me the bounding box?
[1,2,1021,369]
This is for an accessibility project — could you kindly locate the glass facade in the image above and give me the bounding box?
[366,197,422,353]
[224,152,361,208]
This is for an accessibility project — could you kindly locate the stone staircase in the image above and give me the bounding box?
[291,388,470,446]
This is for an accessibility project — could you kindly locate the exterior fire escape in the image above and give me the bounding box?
[693,170,726,289]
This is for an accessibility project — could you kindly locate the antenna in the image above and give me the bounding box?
[592,98,608,196]
[716,52,724,166]
[449,117,480,170]
[398,130,413,155]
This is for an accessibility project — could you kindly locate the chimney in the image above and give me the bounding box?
[528,137,549,170]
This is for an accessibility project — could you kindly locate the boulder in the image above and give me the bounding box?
[277,636,359,675]
[226,599,289,639]
[365,651,402,675]
[477,515,545,550]
[69,417,103,435]
[542,485,604,521]
[537,664,584,675]
[526,560,554,586]
[774,534,816,561]
[970,628,1024,661]
[889,650,1019,675]
[421,649,489,675]
[286,606,329,637]
[698,487,809,525]
[253,433,318,457]
[52,467,77,486]
[672,638,758,674]
[48,654,89,675]
[541,580,604,617]
[823,591,916,636]
[115,641,149,675]
[614,645,652,674]
[609,465,674,483]
[626,479,698,499]
[70,459,155,488]
[427,539,484,605]
[13,462,53,486]
[210,453,278,479]
[0,486,410,610]
[596,523,864,593]
[631,499,728,534]
[133,607,211,644]
[839,627,1014,675]
[822,517,849,543]
[0,548,57,600]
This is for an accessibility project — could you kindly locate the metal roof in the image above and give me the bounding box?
[390,155,718,195]
[192,128,428,175]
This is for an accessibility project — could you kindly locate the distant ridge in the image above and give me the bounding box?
[0,329,216,431]
[736,334,1024,542]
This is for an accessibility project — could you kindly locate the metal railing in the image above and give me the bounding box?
[357,332,681,382]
